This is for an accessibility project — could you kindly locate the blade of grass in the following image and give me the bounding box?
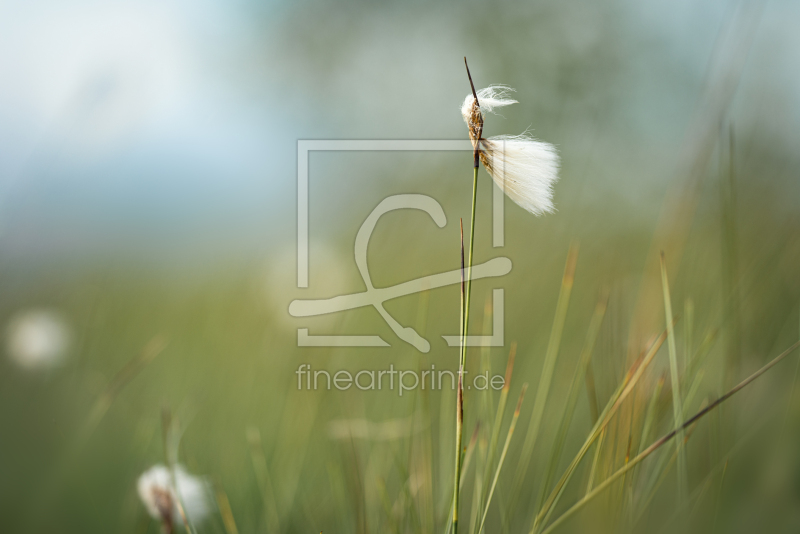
[479,344,517,513]
[586,428,605,493]
[412,286,435,534]
[538,292,608,508]
[778,305,800,439]
[685,298,694,372]
[682,370,704,419]
[720,124,743,389]
[584,357,600,426]
[512,244,579,500]
[654,450,715,534]
[328,461,351,532]
[618,431,634,529]
[214,485,240,534]
[643,405,768,532]
[439,370,455,517]
[635,396,708,525]
[480,296,497,420]
[453,356,465,534]
[394,459,424,534]
[460,425,481,490]
[478,384,528,534]
[78,336,168,452]
[683,328,718,393]
[711,461,728,534]
[660,252,687,502]
[443,425,481,534]
[627,372,667,518]
[474,296,497,528]
[539,340,800,534]
[376,477,399,534]
[452,218,467,534]
[533,326,671,533]
[247,427,281,534]
[639,374,666,455]
[469,434,487,534]
[161,409,193,534]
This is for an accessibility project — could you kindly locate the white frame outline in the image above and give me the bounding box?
[296,139,507,349]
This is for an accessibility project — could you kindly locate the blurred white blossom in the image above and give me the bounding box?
[6,310,70,370]
[137,464,211,530]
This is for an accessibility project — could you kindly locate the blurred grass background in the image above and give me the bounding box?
[1,0,800,532]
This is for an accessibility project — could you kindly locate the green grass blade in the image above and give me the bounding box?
[538,293,608,508]
[682,370,705,419]
[660,252,687,502]
[584,358,600,426]
[460,425,480,490]
[452,215,468,534]
[635,398,707,525]
[532,327,670,533]
[538,340,800,534]
[638,374,666,455]
[443,425,481,534]
[469,434,487,534]
[247,427,281,534]
[586,428,605,493]
[478,384,528,534]
[512,244,579,499]
[478,344,517,514]
[685,298,694,372]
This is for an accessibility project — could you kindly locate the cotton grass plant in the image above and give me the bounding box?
[137,464,211,533]
[452,58,561,534]
[444,58,800,534]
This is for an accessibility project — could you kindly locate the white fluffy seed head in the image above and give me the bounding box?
[461,86,559,216]
[137,464,211,528]
[480,135,560,215]
[460,85,517,124]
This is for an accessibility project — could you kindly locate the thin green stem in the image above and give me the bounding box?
[453,378,463,534]
[444,427,480,534]
[461,166,479,370]
[453,219,466,534]
[454,163,479,534]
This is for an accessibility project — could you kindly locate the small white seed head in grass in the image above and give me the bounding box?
[461,85,560,216]
[137,464,211,531]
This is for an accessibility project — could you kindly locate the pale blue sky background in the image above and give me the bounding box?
[0,0,797,270]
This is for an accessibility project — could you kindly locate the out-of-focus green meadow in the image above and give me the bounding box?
[2,1,800,533]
